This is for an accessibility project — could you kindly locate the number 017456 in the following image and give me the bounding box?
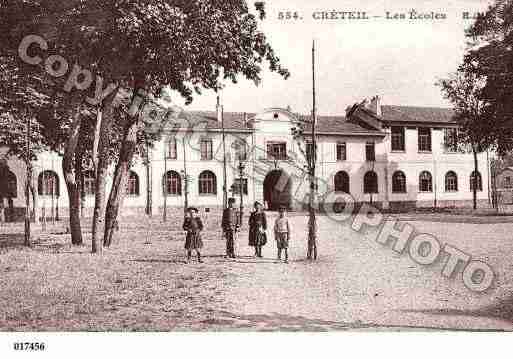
[13,342,46,351]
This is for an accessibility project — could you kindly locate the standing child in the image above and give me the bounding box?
[274,206,290,263]
[183,207,204,263]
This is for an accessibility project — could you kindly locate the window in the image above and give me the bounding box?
[419,171,433,192]
[267,142,287,160]
[445,171,458,192]
[167,137,177,160]
[306,142,316,163]
[364,171,378,194]
[505,177,512,188]
[334,171,350,193]
[418,128,432,152]
[365,142,375,161]
[232,178,248,195]
[1,170,17,198]
[392,171,407,193]
[470,171,482,192]
[444,128,459,152]
[200,138,213,160]
[336,142,347,161]
[233,140,247,161]
[83,170,95,196]
[391,127,405,151]
[38,170,60,196]
[163,170,182,195]
[199,170,217,195]
[126,171,140,196]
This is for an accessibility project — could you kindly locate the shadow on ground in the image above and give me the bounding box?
[400,295,513,324]
[0,233,69,252]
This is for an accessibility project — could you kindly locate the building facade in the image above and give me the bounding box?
[0,97,492,220]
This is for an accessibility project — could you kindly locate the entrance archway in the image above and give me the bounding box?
[263,170,292,210]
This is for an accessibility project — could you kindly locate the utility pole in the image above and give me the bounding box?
[308,39,318,260]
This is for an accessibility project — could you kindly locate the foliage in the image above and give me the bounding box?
[464,0,513,155]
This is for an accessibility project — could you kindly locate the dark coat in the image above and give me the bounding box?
[248,210,267,247]
[183,217,203,250]
[222,207,240,233]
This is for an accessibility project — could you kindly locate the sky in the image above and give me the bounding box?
[175,0,491,116]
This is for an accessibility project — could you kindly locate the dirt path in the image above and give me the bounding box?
[1,214,512,331]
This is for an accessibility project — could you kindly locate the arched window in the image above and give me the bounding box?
[38,170,60,196]
[363,171,378,194]
[199,171,217,195]
[163,170,182,195]
[0,169,17,198]
[392,171,407,193]
[445,171,458,192]
[126,171,140,196]
[83,170,95,196]
[7,170,17,198]
[334,171,350,193]
[419,171,433,192]
[470,171,482,192]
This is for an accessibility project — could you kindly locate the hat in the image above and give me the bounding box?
[254,201,262,207]
[228,197,236,204]
[187,207,199,213]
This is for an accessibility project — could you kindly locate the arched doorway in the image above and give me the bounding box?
[263,170,292,210]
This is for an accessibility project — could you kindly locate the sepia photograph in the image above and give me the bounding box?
[0,0,512,357]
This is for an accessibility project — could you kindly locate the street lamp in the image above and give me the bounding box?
[237,161,245,225]
[180,169,189,214]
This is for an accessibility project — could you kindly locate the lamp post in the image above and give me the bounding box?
[237,161,245,226]
[180,170,189,214]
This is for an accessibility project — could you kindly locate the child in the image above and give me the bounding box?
[274,205,290,263]
[182,207,204,263]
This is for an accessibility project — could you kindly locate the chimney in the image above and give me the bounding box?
[216,94,222,122]
[369,95,381,117]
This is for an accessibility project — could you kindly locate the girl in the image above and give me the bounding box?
[183,207,204,263]
[248,201,267,257]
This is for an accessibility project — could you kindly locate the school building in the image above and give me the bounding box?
[0,96,492,221]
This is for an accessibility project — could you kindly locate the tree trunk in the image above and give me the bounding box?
[103,118,138,247]
[472,146,478,210]
[24,163,32,246]
[145,141,152,216]
[62,104,84,246]
[0,197,4,224]
[30,182,38,225]
[91,88,119,254]
[103,85,145,247]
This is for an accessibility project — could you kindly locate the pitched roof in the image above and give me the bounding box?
[381,105,456,125]
[164,111,255,132]
[300,115,384,136]
[166,111,384,136]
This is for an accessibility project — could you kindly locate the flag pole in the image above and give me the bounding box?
[308,39,318,260]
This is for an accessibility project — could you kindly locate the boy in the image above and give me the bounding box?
[182,207,204,263]
[222,198,240,258]
[274,205,290,263]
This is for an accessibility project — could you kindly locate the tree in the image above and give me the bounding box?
[1,1,289,253]
[437,63,491,209]
[464,0,513,155]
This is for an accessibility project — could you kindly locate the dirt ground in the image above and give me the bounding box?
[1,212,513,331]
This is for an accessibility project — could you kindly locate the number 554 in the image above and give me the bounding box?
[278,11,301,20]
